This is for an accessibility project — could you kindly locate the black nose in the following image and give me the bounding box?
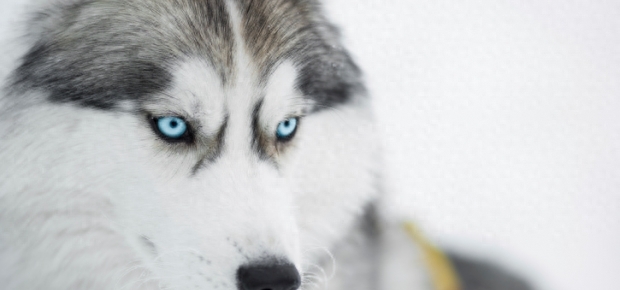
[236,261,301,290]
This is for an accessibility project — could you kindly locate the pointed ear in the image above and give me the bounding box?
[23,0,86,43]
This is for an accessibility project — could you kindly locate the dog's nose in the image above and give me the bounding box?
[236,261,301,290]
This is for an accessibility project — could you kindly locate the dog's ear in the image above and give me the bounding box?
[24,0,86,43]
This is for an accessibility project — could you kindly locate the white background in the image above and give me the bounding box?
[323,1,620,290]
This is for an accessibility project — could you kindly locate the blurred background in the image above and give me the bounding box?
[323,1,620,290]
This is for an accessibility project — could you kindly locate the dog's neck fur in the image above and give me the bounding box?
[326,205,430,290]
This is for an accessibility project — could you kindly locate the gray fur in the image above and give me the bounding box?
[13,0,233,109]
[190,115,228,175]
[448,253,535,290]
[10,0,362,111]
[1,2,536,289]
[234,0,365,108]
[320,203,380,290]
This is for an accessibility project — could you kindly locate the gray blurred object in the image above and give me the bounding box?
[449,253,534,290]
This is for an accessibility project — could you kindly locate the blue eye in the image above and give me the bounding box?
[156,116,187,139]
[276,117,298,140]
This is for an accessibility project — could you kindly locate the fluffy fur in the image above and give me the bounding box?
[0,1,540,290]
[0,1,431,289]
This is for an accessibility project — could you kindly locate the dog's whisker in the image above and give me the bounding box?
[116,269,153,290]
[301,246,338,281]
[300,276,321,290]
[304,264,330,290]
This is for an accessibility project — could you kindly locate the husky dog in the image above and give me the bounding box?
[0,1,533,290]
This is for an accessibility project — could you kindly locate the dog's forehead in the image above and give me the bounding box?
[12,0,363,111]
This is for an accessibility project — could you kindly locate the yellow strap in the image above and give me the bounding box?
[403,222,461,290]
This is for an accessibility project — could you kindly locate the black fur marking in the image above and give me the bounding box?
[12,0,362,112]
[361,202,380,239]
[11,0,234,110]
[234,0,366,111]
[360,202,381,290]
[191,116,228,175]
[14,43,172,110]
[140,235,157,256]
[212,115,228,159]
[250,98,270,160]
[297,50,363,110]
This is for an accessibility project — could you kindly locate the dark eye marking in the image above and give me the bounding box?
[149,115,193,143]
[275,117,298,141]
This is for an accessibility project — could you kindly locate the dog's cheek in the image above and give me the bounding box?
[285,103,381,262]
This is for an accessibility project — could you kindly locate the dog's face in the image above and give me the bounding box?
[0,0,380,289]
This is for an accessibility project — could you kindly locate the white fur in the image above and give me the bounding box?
[0,1,430,290]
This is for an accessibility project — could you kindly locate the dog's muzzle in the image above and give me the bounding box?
[236,259,300,290]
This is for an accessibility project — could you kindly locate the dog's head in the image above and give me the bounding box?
[0,0,380,289]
